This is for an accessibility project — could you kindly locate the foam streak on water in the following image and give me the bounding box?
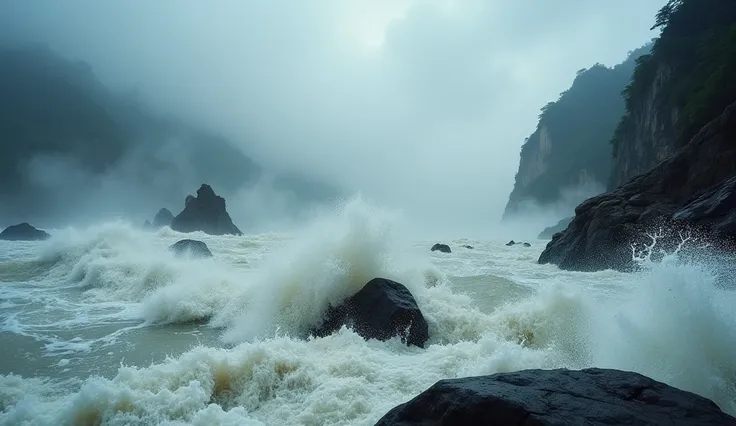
[0,197,735,425]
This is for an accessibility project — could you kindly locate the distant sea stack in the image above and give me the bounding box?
[170,184,243,236]
[539,0,736,272]
[0,223,51,241]
[502,44,651,220]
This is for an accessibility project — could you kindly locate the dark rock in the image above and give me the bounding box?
[538,217,573,240]
[523,242,531,247]
[506,240,515,246]
[0,223,51,241]
[462,245,474,249]
[185,195,195,207]
[673,176,736,235]
[431,243,451,253]
[152,208,175,228]
[168,239,213,259]
[540,102,736,272]
[506,240,531,247]
[375,368,736,426]
[170,184,242,236]
[311,278,429,348]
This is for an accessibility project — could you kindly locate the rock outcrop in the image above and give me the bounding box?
[503,45,650,219]
[431,243,451,253]
[538,216,572,239]
[506,240,531,247]
[539,102,736,272]
[168,239,213,259]
[673,176,736,235]
[375,368,736,426]
[170,184,243,236]
[311,278,429,348]
[152,208,174,228]
[609,63,683,190]
[0,223,51,241]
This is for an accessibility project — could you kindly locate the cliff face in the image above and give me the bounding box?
[608,64,681,189]
[539,0,736,272]
[503,46,650,220]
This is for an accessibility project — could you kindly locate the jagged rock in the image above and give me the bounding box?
[152,208,174,228]
[375,368,736,426]
[540,102,736,272]
[0,223,51,241]
[168,239,213,259]
[311,278,429,348]
[431,243,451,253]
[170,184,242,236]
[538,216,573,239]
[673,176,736,235]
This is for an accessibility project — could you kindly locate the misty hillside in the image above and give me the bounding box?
[503,44,651,220]
[610,0,736,189]
[0,45,340,226]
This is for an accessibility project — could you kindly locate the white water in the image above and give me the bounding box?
[1,198,735,425]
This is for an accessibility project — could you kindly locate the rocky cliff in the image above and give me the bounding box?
[610,0,736,189]
[539,0,736,272]
[503,45,650,219]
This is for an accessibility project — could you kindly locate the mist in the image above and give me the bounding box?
[0,0,665,236]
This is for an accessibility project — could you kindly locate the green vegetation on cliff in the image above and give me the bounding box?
[504,45,650,218]
[612,0,736,153]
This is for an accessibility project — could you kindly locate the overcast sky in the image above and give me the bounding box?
[0,0,665,234]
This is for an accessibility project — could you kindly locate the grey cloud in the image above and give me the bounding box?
[0,0,666,235]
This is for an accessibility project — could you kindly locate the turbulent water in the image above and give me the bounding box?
[1,198,735,425]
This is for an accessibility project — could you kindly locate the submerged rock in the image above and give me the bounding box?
[431,243,451,253]
[170,184,243,236]
[376,368,736,426]
[506,240,531,247]
[311,278,429,348]
[152,208,175,228]
[168,239,213,259]
[538,216,573,239]
[462,244,474,249]
[0,223,51,241]
[506,240,515,246]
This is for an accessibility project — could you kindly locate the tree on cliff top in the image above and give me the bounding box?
[612,0,736,154]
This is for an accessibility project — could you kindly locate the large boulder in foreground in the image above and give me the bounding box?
[0,223,51,241]
[152,208,175,228]
[539,102,736,272]
[168,239,213,259]
[376,368,736,426]
[170,184,243,236]
[538,216,572,240]
[311,278,429,348]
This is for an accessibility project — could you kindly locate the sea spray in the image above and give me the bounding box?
[1,199,735,424]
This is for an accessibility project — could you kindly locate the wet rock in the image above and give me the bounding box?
[462,245,474,249]
[152,208,175,228]
[538,216,573,240]
[170,184,243,236]
[540,101,736,271]
[376,368,736,426]
[168,239,213,259]
[506,240,531,247]
[311,278,429,348]
[431,243,451,253]
[506,240,516,246]
[0,223,51,241]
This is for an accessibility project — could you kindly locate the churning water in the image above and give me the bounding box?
[1,198,735,425]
